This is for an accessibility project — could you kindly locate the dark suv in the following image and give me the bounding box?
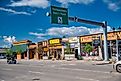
[6,55,16,64]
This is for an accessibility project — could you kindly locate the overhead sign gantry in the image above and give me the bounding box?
[47,5,109,61]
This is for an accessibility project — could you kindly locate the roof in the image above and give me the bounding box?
[11,44,27,53]
[78,30,121,37]
[13,40,32,45]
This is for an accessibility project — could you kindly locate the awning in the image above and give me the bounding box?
[11,44,27,53]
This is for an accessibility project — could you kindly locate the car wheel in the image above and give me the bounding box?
[7,61,11,64]
[116,64,121,73]
[13,60,16,64]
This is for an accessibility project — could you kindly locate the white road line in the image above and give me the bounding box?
[2,68,12,71]
[1,80,5,81]
[76,77,100,81]
[51,65,55,67]
[28,71,44,74]
[69,64,76,65]
[58,67,109,74]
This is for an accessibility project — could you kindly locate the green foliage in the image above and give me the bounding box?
[84,43,92,53]
[65,42,70,54]
[6,49,13,55]
[64,42,74,54]
[15,46,22,54]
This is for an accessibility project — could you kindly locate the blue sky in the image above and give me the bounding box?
[0,0,121,47]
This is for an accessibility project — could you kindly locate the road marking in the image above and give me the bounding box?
[58,67,109,74]
[2,68,12,71]
[69,64,76,65]
[1,80,5,81]
[76,77,100,81]
[28,71,44,74]
[51,65,55,67]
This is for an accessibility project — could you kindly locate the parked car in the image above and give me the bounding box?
[0,54,6,59]
[6,55,16,64]
[113,61,121,73]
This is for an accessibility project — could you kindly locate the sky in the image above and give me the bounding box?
[0,0,121,48]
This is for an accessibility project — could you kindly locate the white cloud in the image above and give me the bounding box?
[9,0,50,8]
[56,0,95,7]
[0,36,17,48]
[89,26,112,34]
[47,26,90,36]
[108,3,120,11]
[0,7,31,15]
[37,28,43,31]
[29,32,46,36]
[29,32,47,40]
[3,36,16,44]
[103,0,121,11]
[29,26,112,39]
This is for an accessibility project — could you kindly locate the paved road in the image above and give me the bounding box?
[0,60,121,81]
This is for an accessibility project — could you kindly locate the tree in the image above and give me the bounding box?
[15,46,22,55]
[65,42,71,54]
[84,43,93,54]
[6,49,13,55]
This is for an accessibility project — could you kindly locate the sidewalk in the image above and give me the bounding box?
[18,59,111,65]
[0,59,6,61]
[0,59,111,65]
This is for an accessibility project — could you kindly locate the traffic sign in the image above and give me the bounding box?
[51,6,68,25]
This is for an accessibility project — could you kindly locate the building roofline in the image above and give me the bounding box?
[78,30,121,37]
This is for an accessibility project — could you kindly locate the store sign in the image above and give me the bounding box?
[69,37,78,43]
[49,46,62,49]
[102,32,116,40]
[70,44,75,48]
[13,40,31,45]
[62,38,69,42]
[49,39,60,44]
[51,6,68,25]
[43,48,48,51]
[80,36,92,43]
[117,32,121,39]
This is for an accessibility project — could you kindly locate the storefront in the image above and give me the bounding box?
[80,34,101,60]
[80,31,121,61]
[37,42,43,59]
[42,41,49,60]
[11,40,32,60]
[101,31,121,61]
[29,43,38,60]
[48,38,62,60]
[68,37,79,58]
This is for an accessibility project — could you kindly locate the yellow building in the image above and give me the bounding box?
[80,31,121,60]
[48,38,62,60]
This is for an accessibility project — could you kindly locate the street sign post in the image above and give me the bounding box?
[51,6,68,25]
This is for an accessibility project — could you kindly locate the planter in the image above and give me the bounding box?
[64,54,75,60]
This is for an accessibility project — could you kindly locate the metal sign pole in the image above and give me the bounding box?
[103,21,108,61]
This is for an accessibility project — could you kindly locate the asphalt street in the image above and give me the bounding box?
[0,60,121,81]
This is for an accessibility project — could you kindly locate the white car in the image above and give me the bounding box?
[113,61,121,73]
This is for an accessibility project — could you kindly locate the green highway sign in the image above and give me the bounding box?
[51,6,68,25]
